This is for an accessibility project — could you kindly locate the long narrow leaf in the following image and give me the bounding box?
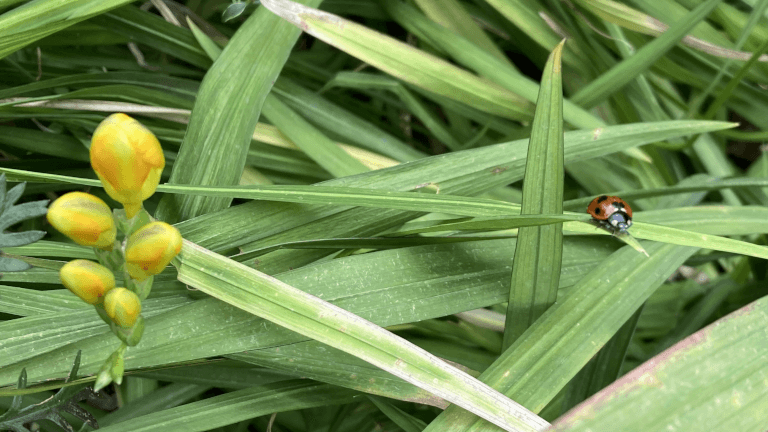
[572,0,724,108]
[176,240,549,432]
[504,41,565,347]
[424,243,698,431]
[550,295,768,432]
[259,0,535,121]
[156,0,324,223]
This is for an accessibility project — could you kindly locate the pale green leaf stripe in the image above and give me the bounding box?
[550,295,768,432]
[424,243,698,431]
[0,285,87,316]
[259,0,535,121]
[229,343,452,408]
[572,0,724,108]
[234,236,511,260]
[627,222,768,259]
[186,18,223,60]
[188,14,371,178]
[0,297,192,367]
[505,41,565,347]
[96,381,359,432]
[177,240,549,432]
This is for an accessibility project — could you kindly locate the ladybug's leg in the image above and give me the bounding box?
[597,220,618,235]
[588,218,605,230]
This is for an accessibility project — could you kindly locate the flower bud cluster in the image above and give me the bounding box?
[47,114,182,357]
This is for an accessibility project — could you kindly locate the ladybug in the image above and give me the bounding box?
[587,195,633,234]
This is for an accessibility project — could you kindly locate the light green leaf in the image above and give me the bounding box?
[424,242,698,431]
[96,381,359,432]
[156,0,324,223]
[260,0,535,121]
[263,94,369,177]
[549,295,768,432]
[177,240,549,432]
[0,0,135,60]
[504,41,565,347]
[572,0,724,108]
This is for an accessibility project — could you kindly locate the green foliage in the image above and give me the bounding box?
[2,0,768,431]
[0,352,104,432]
[0,174,47,272]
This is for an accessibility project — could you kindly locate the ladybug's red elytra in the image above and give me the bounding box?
[587,195,633,234]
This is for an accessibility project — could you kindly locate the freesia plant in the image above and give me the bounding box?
[46,113,182,390]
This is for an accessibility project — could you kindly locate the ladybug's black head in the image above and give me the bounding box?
[607,212,632,234]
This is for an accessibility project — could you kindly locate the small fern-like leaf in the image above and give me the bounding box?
[0,174,48,272]
[0,352,107,432]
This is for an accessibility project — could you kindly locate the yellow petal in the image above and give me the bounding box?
[59,260,116,304]
[104,287,142,328]
[47,192,116,249]
[90,113,165,213]
[125,221,182,280]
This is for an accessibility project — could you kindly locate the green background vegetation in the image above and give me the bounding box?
[1,0,768,431]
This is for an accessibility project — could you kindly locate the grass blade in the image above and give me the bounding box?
[424,242,698,431]
[155,0,323,223]
[550,295,768,432]
[0,0,134,60]
[96,381,358,432]
[504,41,565,347]
[571,0,724,108]
[262,94,370,177]
[260,0,535,121]
[176,240,549,432]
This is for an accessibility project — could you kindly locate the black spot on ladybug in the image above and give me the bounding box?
[594,208,601,215]
[612,202,625,210]
[597,195,608,202]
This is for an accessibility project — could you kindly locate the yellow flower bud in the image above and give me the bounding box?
[59,260,116,304]
[124,221,182,281]
[104,287,141,328]
[47,192,116,249]
[90,113,165,218]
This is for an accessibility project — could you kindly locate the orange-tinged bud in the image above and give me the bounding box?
[124,221,182,281]
[47,192,116,249]
[104,287,141,328]
[90,113,165,218]
[59,260,116,304]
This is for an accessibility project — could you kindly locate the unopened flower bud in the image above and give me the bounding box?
[124,221,182,281]
[90,113,165,218]
[59,260,115,304]
[47,192,116,249]
[104,288,141,328]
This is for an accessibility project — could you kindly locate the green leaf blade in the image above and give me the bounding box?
[572,0,724,108]
[504,41,565,348]
[424,243,699,431]
[550,295,768,432]
[155,1,324,223]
